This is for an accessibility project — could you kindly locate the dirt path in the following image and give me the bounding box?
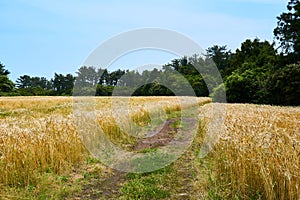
[133,118,177,151]
[77,171,126,199]
[70,116,200,199]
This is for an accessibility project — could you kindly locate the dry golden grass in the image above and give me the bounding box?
[0,96,210,190]
[200,103,300,199]
[92,96,211,147]
[0,97,84,187]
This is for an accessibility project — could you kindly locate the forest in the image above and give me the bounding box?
[0,0,299,106]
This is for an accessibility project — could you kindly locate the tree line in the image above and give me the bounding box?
[0,0,299,106]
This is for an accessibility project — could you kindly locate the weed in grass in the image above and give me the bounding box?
[121,177,170,199]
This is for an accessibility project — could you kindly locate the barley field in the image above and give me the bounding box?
[0,97,209,190]
[0,97,299,199]
[200,103,300,199]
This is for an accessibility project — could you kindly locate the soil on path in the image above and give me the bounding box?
[133,118,177,151]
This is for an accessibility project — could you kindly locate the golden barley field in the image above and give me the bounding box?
[200,103,300,199]
[0,97,299,199]
[0,96,209,187]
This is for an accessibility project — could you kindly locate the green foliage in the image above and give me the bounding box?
[206,45,231,77]
[229,39,277,69]
[274,0,300,62]
[96,84,113,96]
[0,75,14,93]
[15,73,75,96]
[16,75,51,90]
[129,151,175,173]
[0,62,10,76]
[269,63,300,105]
[225,69,269,103]
[0,63,14,95]
[121,176,170,199]
[52,73,75,95]
[224,39,277,104]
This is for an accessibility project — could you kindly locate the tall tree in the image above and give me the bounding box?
[0,76,14,93]
[75,66,99,87]
[274,0,300,63]
[229,39,277,70]
[108,69,125,86]
[225,39,277,103]
[52,73,75,95]
[0,62,10,76]
[206,45,231,77]
[0,62,14,94]
[16,75,32,88]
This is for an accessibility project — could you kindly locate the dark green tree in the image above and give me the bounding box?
[108,69,125,86]
[274,0,300,63]
[229,39,277,70]
[75,66,98,87]
[269,63,300,105]
[52,73,75,95]
[0,62,14,95]
[16,75,32,88]
[74,66,99,96]
[206,45,231,77]
[101,69,110,86]
[225,39,277,103]
[16,75,52,96]
[0,62,10,76]
[0,76,14,93]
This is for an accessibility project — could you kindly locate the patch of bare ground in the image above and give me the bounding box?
[68,162,125,200]
[133,118,177,151]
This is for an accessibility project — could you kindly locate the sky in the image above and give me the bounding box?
[0,0,288,81]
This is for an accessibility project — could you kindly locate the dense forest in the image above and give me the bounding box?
[0,0,299,106]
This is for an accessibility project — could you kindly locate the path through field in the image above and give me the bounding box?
[1,97,299,199]
[71,115,207,199]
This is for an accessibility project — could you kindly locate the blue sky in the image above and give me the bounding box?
[0,0,287,81]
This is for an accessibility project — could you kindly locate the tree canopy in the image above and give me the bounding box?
[274,0,300,63]
[0,63,14,95]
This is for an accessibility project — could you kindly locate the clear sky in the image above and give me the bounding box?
[0,0,287,81]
